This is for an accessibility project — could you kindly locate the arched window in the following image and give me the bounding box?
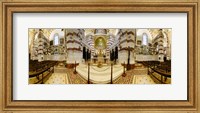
[142,33,148,46]
[54,34,59,45]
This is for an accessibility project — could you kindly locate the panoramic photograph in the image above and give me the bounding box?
[29,28,171,84]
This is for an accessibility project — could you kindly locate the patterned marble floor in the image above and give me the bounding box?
[43,63,156,84]
[113,70,134,84]
[132,75,155,84]
[45,73,69,84]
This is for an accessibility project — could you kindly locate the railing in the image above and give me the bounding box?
[29,62,56,84]
[29,61,57,72]
[74,61,126,84]
[148,68,171,84]
[142,61,171,84]
[29,66,55,84]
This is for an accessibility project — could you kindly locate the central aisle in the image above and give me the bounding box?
[76,63,124,84]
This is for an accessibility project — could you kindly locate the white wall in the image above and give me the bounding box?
[136,55,158,61]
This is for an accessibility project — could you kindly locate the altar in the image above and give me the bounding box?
[92,48,109,67]
[92,57,108,64]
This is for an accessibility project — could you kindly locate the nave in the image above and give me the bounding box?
[29,28,171,84]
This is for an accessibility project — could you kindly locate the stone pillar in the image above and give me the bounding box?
[37,30,44,62]
[158,30,164,62]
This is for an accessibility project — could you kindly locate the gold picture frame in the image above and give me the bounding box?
[0,0,199,112]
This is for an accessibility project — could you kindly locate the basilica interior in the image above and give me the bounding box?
[29,28,171,84]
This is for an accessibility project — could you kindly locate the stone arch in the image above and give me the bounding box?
[136,29,152,45]
[49,29,64,41]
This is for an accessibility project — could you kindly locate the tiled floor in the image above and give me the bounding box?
[44,63,156,84]
[76,64,124,84]
[132,75,155,84]
[45,73,69,84]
